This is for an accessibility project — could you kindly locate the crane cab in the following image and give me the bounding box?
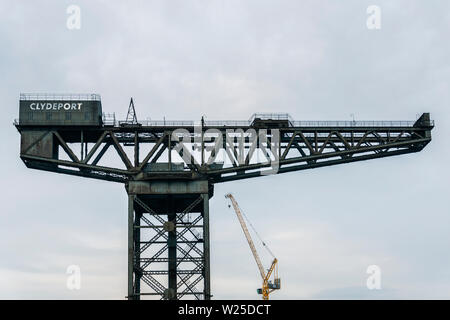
[269,278,281,289]
[250,113,293,128]
[257,278,281,294]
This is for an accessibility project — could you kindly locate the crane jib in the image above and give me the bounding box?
[225,193,281,300]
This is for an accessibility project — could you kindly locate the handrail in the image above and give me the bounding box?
[20,93,101,101]
[13,117,433,128]
[117,119,426,128]
[249,113,293,122]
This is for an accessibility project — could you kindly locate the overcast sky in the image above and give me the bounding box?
[0,0,449,299]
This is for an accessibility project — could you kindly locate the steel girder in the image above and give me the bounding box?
[16,117,433,184]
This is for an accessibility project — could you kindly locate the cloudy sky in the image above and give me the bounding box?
[0,0,449,299]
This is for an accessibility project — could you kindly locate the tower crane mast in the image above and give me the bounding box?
[225,193,280,300]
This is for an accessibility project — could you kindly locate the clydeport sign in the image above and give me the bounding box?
[18,97,102,126]
[27,102,84,111]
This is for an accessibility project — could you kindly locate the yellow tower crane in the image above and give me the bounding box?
[225,193,281,300]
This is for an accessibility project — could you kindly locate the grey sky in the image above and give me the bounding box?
[0,0,449,299]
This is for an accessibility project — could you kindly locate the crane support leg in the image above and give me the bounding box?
[203,192,211,300]
[128,194,135,299]
[126,180,213,300]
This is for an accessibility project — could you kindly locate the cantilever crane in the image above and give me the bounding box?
[15,93,433,300]
[225,193,280,300]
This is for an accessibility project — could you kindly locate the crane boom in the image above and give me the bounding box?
[225,193,266,280]
[225,193,281,300]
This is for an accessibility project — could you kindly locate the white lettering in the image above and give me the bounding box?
[178,304,213,317]
[26,101,83,111]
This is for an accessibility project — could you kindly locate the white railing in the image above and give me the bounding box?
[249,113,293,122]
[290,120,419,127]
[123,120,196,127]
[14,116,427,128]
[102,113,116,126]
[20,93,101,101]
[15,102,430,128]
[117,119,419,128]
[204,120,250,127]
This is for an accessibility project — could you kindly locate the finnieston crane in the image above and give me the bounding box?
[14,93,434,299]
[225,193,280,300]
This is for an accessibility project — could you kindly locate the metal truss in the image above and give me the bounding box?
[15,113,433,300]
[17,116,433,184]
[128,194,210,300]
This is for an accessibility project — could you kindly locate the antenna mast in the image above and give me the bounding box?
[126,97,138,124]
